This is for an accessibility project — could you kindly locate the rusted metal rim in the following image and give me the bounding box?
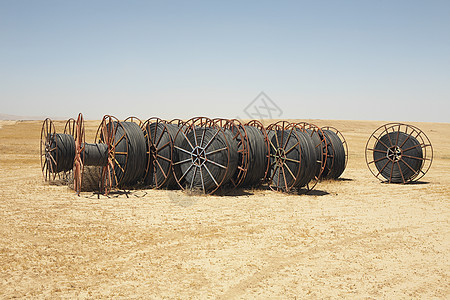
[124,116,143,127]
[365,123,433,183]
[40,118,58,182]
[244,119,271,181]
[61,118,76,181]
[266,121,302,192]
[95,115,129,195]
[167,118,185,127]
[212,118,250,187]
[172,117,232,194]
[290,122,328,191]
[142,117,174,188]
[322,126,348,171]
[73,113,85,195]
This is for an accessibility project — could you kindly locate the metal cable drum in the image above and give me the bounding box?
[40,118,75,182]
[290,123,324,179]
[373,132,422,183]
[321,129,346,179]
[268,129,302,191]
[93,116,147,194]
[172,117,238,194]
[266,122,301,191]
[365,123,433,183]
[142,118,182,188]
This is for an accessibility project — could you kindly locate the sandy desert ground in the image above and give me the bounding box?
[0,118,449,299]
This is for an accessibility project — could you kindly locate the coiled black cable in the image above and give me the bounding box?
[305,129,323,178]
[294,131,316,188]
[373,131,423,183]
[322,130,346,179]
[241,125,267,187]
[222,128,239,185]
[82,143,108,166]
[50,133,76,173]
[113,121,147,186]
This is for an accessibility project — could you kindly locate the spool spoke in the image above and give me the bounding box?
[173,157,192,166]
[281,166,289,190]
[368,156,388,165]
[284,141,300,155]
[284,162,296,180]
[284,157,301,164]
[158,140,171,150]
[375,160,390,177]
[203,165,219,187]
[205,147,227,156]
[396,161,406,183]
[401,154,426,161]
[179,163,194,182]
[204,129,220,151]
[199,166,205,192]
[174,145,192,155]
[155,159,168,178]
[156,154,172,162]
[190,166,198,190]
[114,132,127,147]
[114,158,126,174]
[155,127,167,147]
[205,159,227,169]
[199,127,207,148]
[180,129,195,150]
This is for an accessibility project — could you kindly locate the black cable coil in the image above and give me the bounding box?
[294,130,317,188]
[82,143,108,166]
[373,131,423,183]
[240,125,268,187]
[49,133,76,173]
[322,130,346,179]
[111,121,147,187]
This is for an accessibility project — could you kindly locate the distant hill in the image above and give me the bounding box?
[0,113,46,121]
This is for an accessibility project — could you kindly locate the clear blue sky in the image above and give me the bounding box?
[1,0,449,122]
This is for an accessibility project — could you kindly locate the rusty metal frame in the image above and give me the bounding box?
[172,117,232,194]
[95,115,129,195]
[40,118,58,183]
[266,121,302,192]
[322,126,348,172]
[142,117,174,188]
[289,122,328,192]
[365,123,433,183]
[73,113,85,195]
[212,118,250,187]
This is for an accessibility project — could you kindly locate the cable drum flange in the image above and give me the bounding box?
[266,121,302,192]
[172,117,237,194]
[365,123,433,183]
[289,122,327,191]
[213,118,249,188]
[142,118,181,189]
